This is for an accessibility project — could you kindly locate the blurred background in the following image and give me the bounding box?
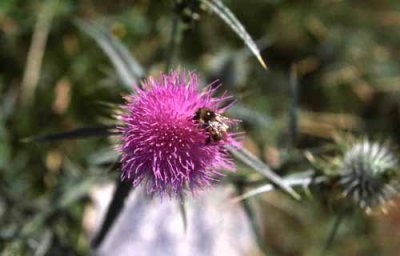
[1,0,400,255]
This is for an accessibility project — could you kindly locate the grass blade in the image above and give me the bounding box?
[20,0,55,106]
[288,63,299,148]
[201,0,267,69]
[75,19,145,91]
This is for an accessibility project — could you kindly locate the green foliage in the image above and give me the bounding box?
[1,0,400,255]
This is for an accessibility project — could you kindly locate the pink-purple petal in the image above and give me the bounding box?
[117,70,238,197]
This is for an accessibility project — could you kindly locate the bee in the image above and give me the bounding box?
[193,107,230,143]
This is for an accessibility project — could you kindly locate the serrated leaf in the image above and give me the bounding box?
[233,171,325,201]
[22,125,116,143]
[75,19,145,91]
[227,146,301,200]
[201,0,267,69]
[233,183,274,202]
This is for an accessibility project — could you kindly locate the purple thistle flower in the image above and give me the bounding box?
[117,70,238,197]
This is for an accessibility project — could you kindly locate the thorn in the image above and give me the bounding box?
[258,56,268,70]
[231,195,245,203]
[287,188,301,200]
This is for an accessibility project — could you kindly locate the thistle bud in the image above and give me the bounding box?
[338,140,399,211]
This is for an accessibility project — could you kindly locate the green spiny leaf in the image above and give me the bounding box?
[75,19,145,91]
[201,0,268,69]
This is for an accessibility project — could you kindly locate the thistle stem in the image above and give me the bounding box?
[320,207,349,255]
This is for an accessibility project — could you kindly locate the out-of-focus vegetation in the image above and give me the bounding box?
[1,0,400,255]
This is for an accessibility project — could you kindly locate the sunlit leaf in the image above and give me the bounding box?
[201,0,267,69]
[227,146,301,199]
[233,171,326,201]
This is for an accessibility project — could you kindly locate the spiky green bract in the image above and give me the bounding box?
[338,140,399,211]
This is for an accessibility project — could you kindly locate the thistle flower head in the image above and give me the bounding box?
[338,140,399,211]
[117,70,238,197]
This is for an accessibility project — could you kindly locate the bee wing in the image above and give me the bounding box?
[214,114,232,130]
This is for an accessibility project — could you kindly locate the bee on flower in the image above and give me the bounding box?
[117,70,239,197]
